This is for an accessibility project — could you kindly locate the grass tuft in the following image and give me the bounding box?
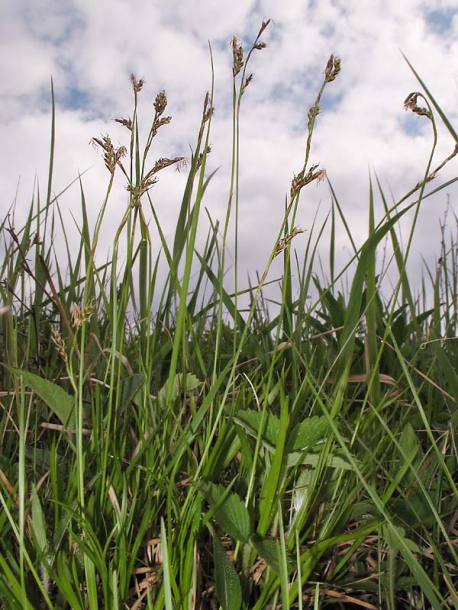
[1,20,457,609]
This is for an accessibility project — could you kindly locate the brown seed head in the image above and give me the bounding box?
[91,135,126,174]
[324,55,341,82]
[307,104,321,129]
[152,157,187,173]
[196,146,211,170]
[257,19,271,39]
[241,73,254,94]
[403,92,432,120]
[232,37,244,77]
[154,90,168,117]
[151,115,172,139]
[51,325,68,363]
[127,156,188,204]
[130,74,145,93]
[275,226,305,257]
[71,301,95,328]
[114,117,133,131]
[290,164,326,198]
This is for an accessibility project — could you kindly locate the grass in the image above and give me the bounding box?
[1,20,458,609]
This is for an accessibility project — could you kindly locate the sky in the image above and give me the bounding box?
[1,0,458,310]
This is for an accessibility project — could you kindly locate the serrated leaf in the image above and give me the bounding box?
[212,529,242,610]
[250,535,295,575]
[199,482,250,544]
[158,372,202,407]
[292,416,329,451]
[183,372,201,391]
[7,366,75,428]
[234,410,280,451]
[382,524,421,553]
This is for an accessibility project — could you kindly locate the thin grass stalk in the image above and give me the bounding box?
[165,92,213,407]
[18,380,27,603]
[274,56,340,397]
[386,329,458,510]
[311,388,447,608]
[45,79,55,211]
[365,177,381,404]
[232,21,270,341]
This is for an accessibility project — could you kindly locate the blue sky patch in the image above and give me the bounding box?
[424,7,457,35]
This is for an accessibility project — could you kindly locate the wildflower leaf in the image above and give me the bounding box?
[382,524,421,553]
[158,373,202,407]
[30,484,52,592]
[211,529,242,610]
[199,482,250,544]
[292,416,329,451]
[250,535,295,575]
[6,367,75,428]
[30,484,48,556]
[234,410,280,451]
[118,373,145,408]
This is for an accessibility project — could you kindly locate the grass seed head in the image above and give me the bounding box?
[51,325,68,363]
[91,135,127,175]
[154,90,168,117]
[71,301,95,328]
[152,156,188,173]
[196,146,211,170]
[259,19,271,34]
[275,226,305,256]
[241,73,254,95]
[130,74,145,93]
[324,54,341,82]
[404,92,432,120]
[114,117,133,131]
[291,164,326,198]
[232,37,244,77]
[203,93,214,122]
[307,104,321,130]
[127,156,187,204]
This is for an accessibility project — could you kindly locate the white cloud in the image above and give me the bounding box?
[1,0,458,308]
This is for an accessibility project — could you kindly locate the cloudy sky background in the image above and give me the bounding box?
[1,0,458,309]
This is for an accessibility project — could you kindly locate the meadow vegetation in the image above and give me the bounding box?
[1,20,458,609]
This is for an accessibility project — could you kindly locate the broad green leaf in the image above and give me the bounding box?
[391,491,437,528]
[56,552,84,609]
[382,524,421,553]
[212,528,242,610]
[6,366,75,428]
[30,485,48,556]
[399,422,420,460]
[432,342,458,403]
[160,518,174,610]
[0,555,35,609]
[257,405,289,536]
[118,373,145,408]
[158,372,202,407]
[234,410,280,451]
[250,535,295,575]
[288,452,355,470]
[292,416,329,451]
[199,481,250,544]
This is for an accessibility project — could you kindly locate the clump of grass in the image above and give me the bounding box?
[1,20,458,609]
